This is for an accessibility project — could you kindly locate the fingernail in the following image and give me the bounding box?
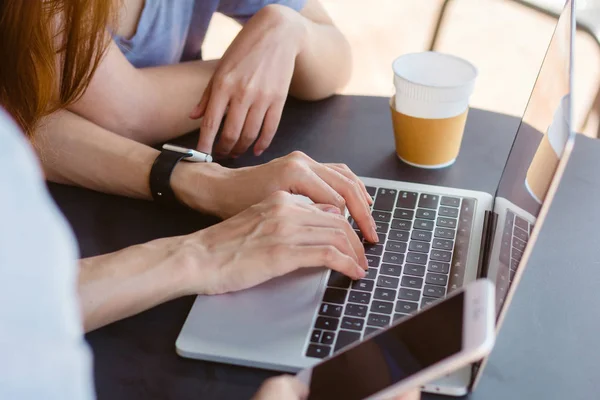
[371,226,379,243]
[356,267,366,279]
[324,206,341,214]
[255,149,264,156]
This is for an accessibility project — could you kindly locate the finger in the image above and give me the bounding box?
[276,244,365,280]
[254,100,284,156]
[286,226,361,268]
[393,389,422,400]
[197,90,229,154]
[190,79,212,120]
[286,202,367,270]
[214,100,248,156]
[309,163,378,243]
[231,103,268,157]
[254,376,309,400]
[328,164,373,205]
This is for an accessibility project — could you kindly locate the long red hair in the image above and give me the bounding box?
[0,0,114,136]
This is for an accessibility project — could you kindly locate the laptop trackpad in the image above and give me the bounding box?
[176,267,327,372]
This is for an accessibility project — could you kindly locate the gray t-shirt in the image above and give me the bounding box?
[115,0,307,68]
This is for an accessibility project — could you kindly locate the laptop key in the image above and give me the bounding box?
[383,252,404,265]
[394,313,409,321]
[418,194,439,209]
[328,271,352,288]
[416,209,436,220]
[323,288,347,304]
[372,210,392,223]
[354,230,364,242]
[391,219,412,230]
[380,263,402,277]
[366,255,381,268]
[428,261,450,274]
[365,327,381,336]
[386,240,407,253]
[320,331,335,345]
[398,288,421,302]
[315,316,339,331]
[394,208,415,220]
[341,317,365,331]
[311,330,322,343]
[434,227,455,239]
[375,222,389,234]
[430,249,452,262]
[374,188,397,212]
[365,244,384,256]
[396,191,418,209]
[441,196,460,207]
[366,186,377,197]
[334,330,361,352]
[377,275,399,289]
[365,268,378,280]
[409,241,430,253]
[352,279,375,292]
[510,258,519,271]
[437,217,457,229]
[396,300,419,314]
[370,300,394,315]
[515,216,529,231]
[306,344,331,359]
[374,288,396,301]
[411,230,433,242]
[439,206,459,218]
[389,229,410,242]
[426,273,448,286]
[404,263,426,277]
[345,303,368,318]
[432,238,454,251]
[414,219,434,231]
[401,276,424,289]
[421,296,438,308]
[513,226,529,241]
[367,313,391,328]
[512,248,524,262]
[424,285,446,298]
[406,252,428,265]
[319,303,343,317]
[348,290,371,304]
[512,237,526,252]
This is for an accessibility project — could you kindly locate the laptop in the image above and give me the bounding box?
[176,0,575,395]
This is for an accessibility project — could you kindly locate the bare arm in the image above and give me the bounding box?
[67,43,218,144]
[290,0,352,100]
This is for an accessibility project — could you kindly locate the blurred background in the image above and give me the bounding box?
[203,0,600,137]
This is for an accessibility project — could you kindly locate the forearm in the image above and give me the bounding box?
[68,42,218,144]
[35,110,225,212]
[289,7,352,100]
[78,237,192,331]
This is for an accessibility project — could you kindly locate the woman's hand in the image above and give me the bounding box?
[178,191,367,296]
[252,375,422,400]
[190,5,307,157]
[173,151,378,243]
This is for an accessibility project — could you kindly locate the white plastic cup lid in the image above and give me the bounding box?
[392,52,478,119]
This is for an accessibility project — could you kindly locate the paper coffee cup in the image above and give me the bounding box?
[525,95,570,203]
[391,52,478,168]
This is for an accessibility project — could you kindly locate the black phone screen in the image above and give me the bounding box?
[307,293,464,400]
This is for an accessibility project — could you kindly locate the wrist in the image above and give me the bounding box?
[260,4,309,56]
[170,160,231,217]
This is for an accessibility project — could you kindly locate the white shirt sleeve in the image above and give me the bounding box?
[0,109,95,399]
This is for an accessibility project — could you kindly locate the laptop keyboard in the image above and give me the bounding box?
[305,186,477,359]
[495,210,532,312]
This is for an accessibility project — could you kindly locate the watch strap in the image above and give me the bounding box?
[149,149,191,206]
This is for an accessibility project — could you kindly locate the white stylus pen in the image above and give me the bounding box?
[162,144,213,163]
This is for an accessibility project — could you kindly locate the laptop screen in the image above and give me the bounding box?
[488,0,574,316]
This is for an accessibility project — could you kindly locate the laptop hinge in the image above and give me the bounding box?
[476,210,498,279]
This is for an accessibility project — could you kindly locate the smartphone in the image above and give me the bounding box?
[296,279,495,400]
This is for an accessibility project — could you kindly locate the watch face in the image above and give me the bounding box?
[162,144,193,156]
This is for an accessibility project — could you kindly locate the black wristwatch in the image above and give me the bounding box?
[149,144,213,206]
